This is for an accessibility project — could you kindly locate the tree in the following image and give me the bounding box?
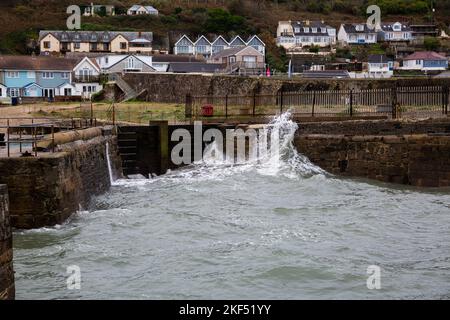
[424,36,440,51]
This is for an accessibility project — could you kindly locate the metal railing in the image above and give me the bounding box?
[0,117,99,158]
[186,85,450,120]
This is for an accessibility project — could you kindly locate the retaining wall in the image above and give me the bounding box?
[0,131,122,229]
[0,185,14,300]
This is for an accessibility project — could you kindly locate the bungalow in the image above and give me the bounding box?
[211,36,229,55]
[127,5,158,15]
[0,55,102,99]
[81,4,115,16]
[208,46,265,75]
[276,20,336,50]
[401,51,448,71]
[95,54,155,73]
[338,23,377,45]
[39,31,153,54]
[377,22,413,42]
[173,35,195,55]
[368,54,394,78]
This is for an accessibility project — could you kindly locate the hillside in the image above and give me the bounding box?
[0,0,449,70]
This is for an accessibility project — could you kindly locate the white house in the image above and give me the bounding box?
[368,54,394,78]
[276,20,336,50]
[378,22,413,42]
[95,54,155,74]
[401,51,448,71]
[127,5,158,15]
[338,23,378,45]
[71,57,103,98]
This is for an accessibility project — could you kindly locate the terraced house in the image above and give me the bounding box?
[39,31,153,54]
[0,55,102,99]
[276,20,336,50]
[174,35,265,58]
[338,23,378,45]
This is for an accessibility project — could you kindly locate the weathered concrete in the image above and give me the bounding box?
[119,73,450,103]
[0,185,14,300]
[0,130,122,229]
[296,133,450,187]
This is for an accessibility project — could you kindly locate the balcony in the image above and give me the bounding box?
[72,73,101,83]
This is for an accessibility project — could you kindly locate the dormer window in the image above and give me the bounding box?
[312,28,317,33]
[321,28,326,33]
[294,27,300,33]
[304,27,309,33]
[355,24,365,32]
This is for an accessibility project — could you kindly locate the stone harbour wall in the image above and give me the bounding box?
[296,133,450,187]
[0,184,14,300]
[0,133,122,229]
[120,73,450,103]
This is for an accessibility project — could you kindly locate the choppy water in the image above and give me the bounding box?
[13,114,450,300]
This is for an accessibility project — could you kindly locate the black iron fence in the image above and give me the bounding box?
[186,86,449,120]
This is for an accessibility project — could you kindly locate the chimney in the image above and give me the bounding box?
[305,20,310,26]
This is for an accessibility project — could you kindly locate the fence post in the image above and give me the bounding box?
[312,91,316,117]
[443,85,449,115]
[349,89,353,117]
[225,94,228,119]
[185,94,192,120]
[6,119,9,158]
[280,88,284,114]
[391,84,398,119]
[252,91,256,117]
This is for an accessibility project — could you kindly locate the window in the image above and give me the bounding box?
[105,57,109,64]
[42,72,54,79]
[74,43,81,49]
[6,71,19,78]
[27,71,35,78]
[0,87,2,96]
[304,27,309,33]
[416,60,421,65]
[62,72,70,79]
[8,88,20,97]
[127,58,135,69]
[294,27,300,33]
[312,28,317,33]
[120,42,127,50]
[43,41,51,49]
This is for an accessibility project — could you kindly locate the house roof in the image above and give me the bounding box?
[152,55,204,63]
[229,36,246,46]
[211,46,261,60]
[368,54,393,63]
[0,55,79,71]
[168,62,223,73]
[291,21,334,35]
[379,22,411,32]
[211,36,229,46]
[341,23,377,34]
[39,31,153,43]
[302,70,350,79]
[403,51,447,61]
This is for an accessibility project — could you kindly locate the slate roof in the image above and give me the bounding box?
[302,70,350,79]
[168,62,223,73]
[341,24,377,34]
[0,55,79,71]
[403,51,447,61]
[39,31,153,43]
[152,55,204,63]
[368,54,393,63]
[291,21,334,36]
[379,22,412,32]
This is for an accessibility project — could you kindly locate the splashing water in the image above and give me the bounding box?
[105,142,114,185]
[195,111,325,179]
